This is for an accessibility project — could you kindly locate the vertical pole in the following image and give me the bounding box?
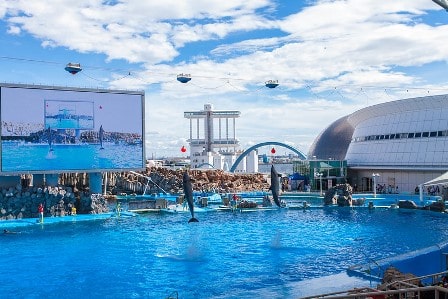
[233,117,236,153]
[372,174,380,198]
[373,175,377,198]
[419,184,423,203]
[103,172,108,195]
[320,176,323,196]
[196,118,199,140]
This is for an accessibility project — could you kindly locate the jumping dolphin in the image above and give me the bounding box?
[47,126,54,152]
[99,125,104,149]
[182,171,199,223]
[270,165,281,207]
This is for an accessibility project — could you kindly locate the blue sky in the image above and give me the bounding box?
[1,0,448,158]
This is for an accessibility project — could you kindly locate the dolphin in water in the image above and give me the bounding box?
[99,125,104,149]
[47,126,54,152]
[182,171,199,223]
[270,165,281,207]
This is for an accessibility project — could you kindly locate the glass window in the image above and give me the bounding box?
[430,131,437,137]
[408,133,415,138]
[415,132,422,138]
[422,132,429,137]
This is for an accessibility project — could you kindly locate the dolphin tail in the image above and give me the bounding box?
[188,217,199,223]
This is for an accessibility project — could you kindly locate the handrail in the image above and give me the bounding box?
[299,270,448,299]
[300,285,448,299]
[129,171,168,194]
[382,269,448,290]
[299,287,376,299]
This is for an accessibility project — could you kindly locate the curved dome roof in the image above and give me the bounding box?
[307,115,354,160]
[308,94,448,161]
[346,94,448,128]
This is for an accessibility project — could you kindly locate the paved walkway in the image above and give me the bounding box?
[0,211,135,229]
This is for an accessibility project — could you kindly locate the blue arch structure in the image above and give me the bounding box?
[196,162,215,169]
[229,141,307,173]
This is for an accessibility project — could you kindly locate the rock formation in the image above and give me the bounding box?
[323,183,354,206]
[378,266,421,290]
[0,184,109,220]
[113,167,271,195]
[423,200,445,212]
[398,200,418,209]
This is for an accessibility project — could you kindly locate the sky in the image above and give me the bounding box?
[1,0,448,159]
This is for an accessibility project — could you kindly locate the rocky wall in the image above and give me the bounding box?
[0,184,109,221]
[113,167,271,195]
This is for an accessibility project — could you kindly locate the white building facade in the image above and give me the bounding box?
[308,94,448,193]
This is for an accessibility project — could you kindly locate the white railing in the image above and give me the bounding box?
[299,270,448,299]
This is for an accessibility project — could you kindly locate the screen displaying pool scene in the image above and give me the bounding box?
[44,100,94,130]
[0,84,145,173]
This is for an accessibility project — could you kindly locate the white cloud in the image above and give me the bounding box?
[2,0,275,64]
[6,25,20,35]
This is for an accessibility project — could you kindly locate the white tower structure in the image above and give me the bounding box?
[184,104,258,172]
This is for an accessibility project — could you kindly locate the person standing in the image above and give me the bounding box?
[38,203,44,223]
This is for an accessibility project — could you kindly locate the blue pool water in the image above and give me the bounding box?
[2,207,448,298]
[1,141,143,171]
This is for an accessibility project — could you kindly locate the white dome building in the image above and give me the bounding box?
[308,94,448,193]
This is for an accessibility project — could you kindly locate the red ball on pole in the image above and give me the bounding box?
[271,147,276,154]
[181,146,187,153]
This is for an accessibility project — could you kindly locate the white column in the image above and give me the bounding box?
[372,173,380,198]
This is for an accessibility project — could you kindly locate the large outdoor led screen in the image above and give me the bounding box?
[0,84,145,173]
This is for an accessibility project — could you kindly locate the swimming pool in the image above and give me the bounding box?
[2,207,448,298]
